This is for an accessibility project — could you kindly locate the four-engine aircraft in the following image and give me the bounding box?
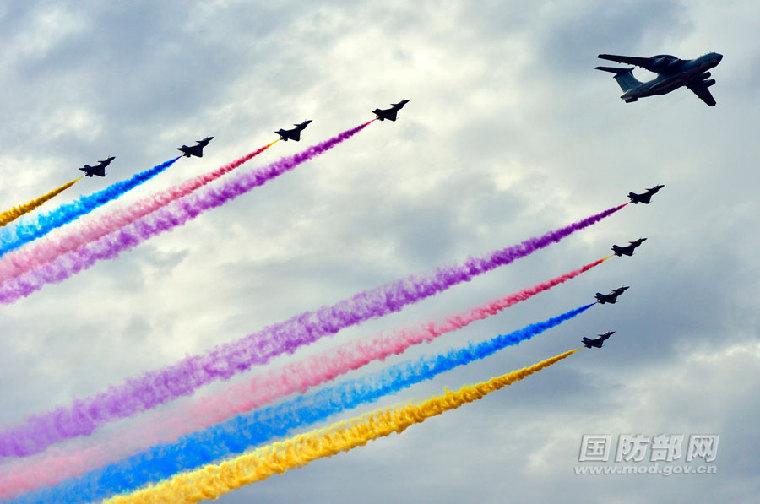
[596,52,723,106]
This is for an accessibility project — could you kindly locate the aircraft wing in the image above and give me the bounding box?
[598,54,655,70]
[686,81,716,106]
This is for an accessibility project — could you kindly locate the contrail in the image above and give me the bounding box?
[0,178,82,227]
[0,203,624,459]
[0,157,180,257]
[0,140,279,282]
[18,305,591,502]
[0,258,607,498]
[0,123,373,304]
[106,349,579,503]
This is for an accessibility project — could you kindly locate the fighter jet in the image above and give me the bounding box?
[611,238,647,257]
[178,137,214,158]
[595,286,629,304]
[582,331,615,349]
[276,120,312,141]
[596,52,723,106]
[372,100,410,121]
[79,156,116,177]
[628,185,665,204]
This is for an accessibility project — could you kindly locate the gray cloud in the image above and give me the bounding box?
[0,0,758,502]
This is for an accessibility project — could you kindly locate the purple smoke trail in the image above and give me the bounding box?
[0,207,626,458]
[0,121,371,304]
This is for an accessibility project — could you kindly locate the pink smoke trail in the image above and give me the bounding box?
[0,121,371,306]
[0,140,278,283]
[0,201,624,459]
[0,256,607,498]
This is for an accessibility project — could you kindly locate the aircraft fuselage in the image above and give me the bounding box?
[621,55,719,102]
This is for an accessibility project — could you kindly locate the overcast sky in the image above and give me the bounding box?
[1,1,758,502]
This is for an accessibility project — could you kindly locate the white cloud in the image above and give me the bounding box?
[0,1,758,502]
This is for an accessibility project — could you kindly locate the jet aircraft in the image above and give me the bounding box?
[596,52,723,106]
[611,238,647,257]
[79,156,116,177]
[372,100,410,121]
[178,137,214,158]
[583,331,615,349]
[595,286,629,304]
[628,185,665,204]
[276,120,312,141]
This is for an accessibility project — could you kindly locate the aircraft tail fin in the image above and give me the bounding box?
[596,66,641,92]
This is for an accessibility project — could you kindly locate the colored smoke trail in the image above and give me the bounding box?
[0,178,82,227]
[19,305,591,503]
[107,349,578,503]
[0,157,179,257]
[0,140,279,283]
[0,122,372,305]
[0,202,624,459]
[0,257,606,498]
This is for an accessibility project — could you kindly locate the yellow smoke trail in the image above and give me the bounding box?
[108,349,578,503]
[0,177,82,227]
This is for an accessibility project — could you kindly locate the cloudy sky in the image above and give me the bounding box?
[1,0,758,502]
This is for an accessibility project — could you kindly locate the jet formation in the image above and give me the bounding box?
[595,286,629,304]
[629,185,665,204]
[373,100,410,121]
[75,99,414,179]
[611,238,647,257]
[583,331,615,349]
[178,137,214,158]
[276,121,312,142]
[79,156,116,177]
[596,52,723,106]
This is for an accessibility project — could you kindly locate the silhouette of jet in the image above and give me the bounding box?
[596,52,723,106]
[583,331,615,349]
[629,185,665,204]
[595,286,629,304]
[79,156,116,177]
[372,100,410,121]
[276,120,312,141]
[611,238,647,257]
[178,137,214,158]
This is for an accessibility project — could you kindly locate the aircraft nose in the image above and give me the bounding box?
[715,53,723,62]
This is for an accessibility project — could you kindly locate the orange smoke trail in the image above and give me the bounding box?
[107,349,577,503]
[0,177,81,227]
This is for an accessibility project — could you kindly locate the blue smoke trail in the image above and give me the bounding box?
[18,304,593,503]
[0,157,180,257]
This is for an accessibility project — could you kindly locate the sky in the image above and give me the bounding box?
[0,0,758,502]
